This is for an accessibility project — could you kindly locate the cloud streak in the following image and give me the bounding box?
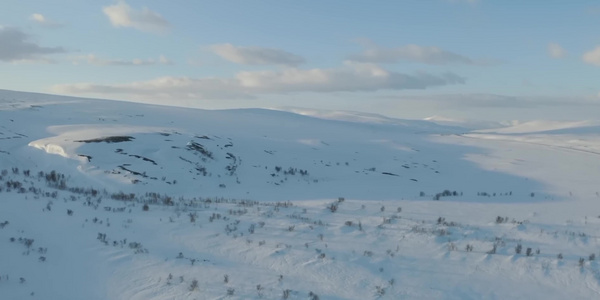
[349,42,487,65]
[547,43,567,59]
[78,54,172,66]
[52,63,464,99]
[103,1,169,34]
[583,46,600,66]
[0,26,65,62]
[30,13,64,28]
[211,44,305,66]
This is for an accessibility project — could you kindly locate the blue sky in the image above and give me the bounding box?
[1,0,599,120]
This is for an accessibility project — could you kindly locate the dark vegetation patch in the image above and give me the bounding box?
[186,141,213,159]
[225,153,239,176]
[129,154,157,165]
[0,135,23,140]
[78,154,92,162]
[76,136,134,143]
[118,165,148,178]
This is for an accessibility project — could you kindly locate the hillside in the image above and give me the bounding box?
[1,90,600,299]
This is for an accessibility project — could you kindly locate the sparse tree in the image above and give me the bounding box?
[375,285,385,297]
[189,279,199,291]
[515,244,522,254]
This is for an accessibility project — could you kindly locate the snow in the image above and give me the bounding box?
[475,120,600,134]
[1,89,600,299]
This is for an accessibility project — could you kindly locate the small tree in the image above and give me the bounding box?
[515,244,522,254]
[375,286,386,297]
[256,285,264,297]
[328,203,338,213]
[189,279,199,291]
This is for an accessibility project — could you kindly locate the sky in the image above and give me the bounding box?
[1,0,600,121]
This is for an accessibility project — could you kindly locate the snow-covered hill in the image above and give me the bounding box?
[1,89,600,299]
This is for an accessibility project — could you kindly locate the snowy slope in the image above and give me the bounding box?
[1,89,600,300]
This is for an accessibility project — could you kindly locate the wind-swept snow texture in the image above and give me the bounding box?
[1,89,600,299]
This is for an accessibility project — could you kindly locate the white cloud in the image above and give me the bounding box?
[52,77,247,100]
[0,26,65,62]
[349,42,485,65]
[235,62,464,92]
[158,55,171,64]
[78,54,173,66]
[583,46,600,66]
[547,43,567,58]
[52,63,464,99]
[103,1,169,34]
[30,13,63,28]
[210,44,305,66]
